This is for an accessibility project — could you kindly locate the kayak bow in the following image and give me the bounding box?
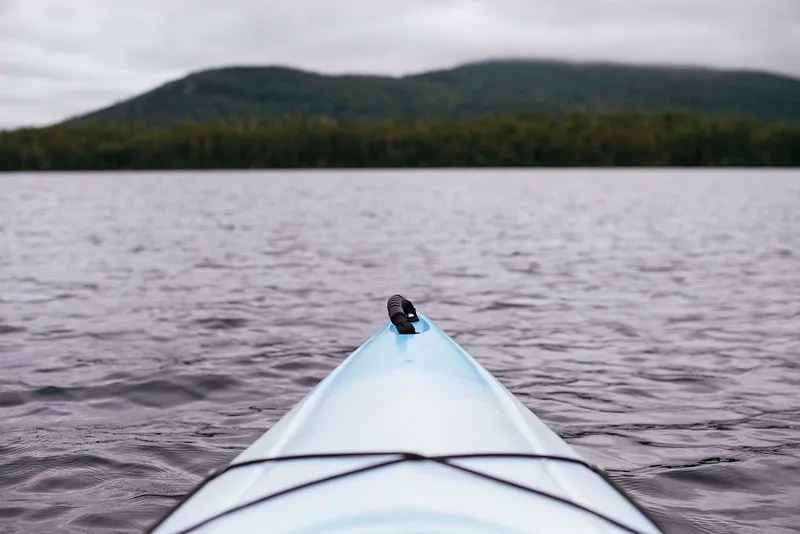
[150,296,664,534]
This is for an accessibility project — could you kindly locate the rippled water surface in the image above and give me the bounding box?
[1,170,799,534]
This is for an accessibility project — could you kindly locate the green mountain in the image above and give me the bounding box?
[67,60,800,125]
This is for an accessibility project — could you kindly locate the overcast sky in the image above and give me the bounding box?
[1,0,798,129]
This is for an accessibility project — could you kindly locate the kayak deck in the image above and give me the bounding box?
[152,315,663,534]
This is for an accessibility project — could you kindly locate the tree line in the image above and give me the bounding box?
[1,111,797,170]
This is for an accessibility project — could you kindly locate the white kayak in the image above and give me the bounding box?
[150,296,664,534]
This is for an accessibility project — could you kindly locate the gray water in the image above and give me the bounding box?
[1,170,798,534]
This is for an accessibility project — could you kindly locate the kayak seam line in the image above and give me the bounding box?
[253,326,383,460]
[438,323,555,454]
[442,327,582,508]
[438,321,591,508]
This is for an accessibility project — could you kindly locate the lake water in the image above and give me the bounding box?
[1,169,798,534]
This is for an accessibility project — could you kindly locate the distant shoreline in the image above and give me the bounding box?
[1,112,798,171]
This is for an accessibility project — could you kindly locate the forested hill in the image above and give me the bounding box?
[67,60,800,125]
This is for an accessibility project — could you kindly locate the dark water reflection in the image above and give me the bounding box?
[1,170,799,533]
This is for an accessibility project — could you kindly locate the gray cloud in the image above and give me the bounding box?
[1,0,799,129]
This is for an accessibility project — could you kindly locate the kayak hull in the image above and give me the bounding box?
[153,315,661,534]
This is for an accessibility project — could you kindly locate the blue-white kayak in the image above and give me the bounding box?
[151,297,663,534]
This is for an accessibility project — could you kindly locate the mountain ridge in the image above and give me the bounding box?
[66,59,800,125]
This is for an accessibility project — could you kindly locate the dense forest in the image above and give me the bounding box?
[2,111,797,170]
[67,60,800,125]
